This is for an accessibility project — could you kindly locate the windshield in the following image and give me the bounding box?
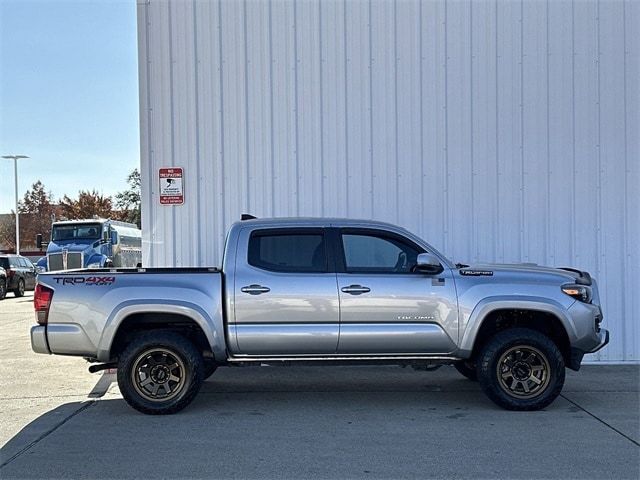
[51,224,102,242]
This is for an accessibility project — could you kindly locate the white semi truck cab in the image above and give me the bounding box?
[36,218,141,272]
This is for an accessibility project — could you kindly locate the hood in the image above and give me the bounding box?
[46,240,97,255]
[460,263,591,285]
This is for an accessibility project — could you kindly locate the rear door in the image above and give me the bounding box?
[335,228,458,354]
[232,227,340,355]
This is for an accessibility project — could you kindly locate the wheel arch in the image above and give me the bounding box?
[460,298,575,369]
[97,301,225,363]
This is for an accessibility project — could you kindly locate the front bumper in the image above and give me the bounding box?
[569,328,609,370]
[30,326,50,354]
[587,328,609,353]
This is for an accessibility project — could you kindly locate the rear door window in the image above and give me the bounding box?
[248,230,328,273]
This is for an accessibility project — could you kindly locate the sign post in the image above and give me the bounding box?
[159,167,184,205]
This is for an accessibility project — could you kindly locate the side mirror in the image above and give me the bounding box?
[415,253,444,275]
[36,234,43,250]
[110,231,118,245]
[103,230,109,242]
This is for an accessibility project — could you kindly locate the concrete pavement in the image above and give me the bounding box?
[1,291,638,479]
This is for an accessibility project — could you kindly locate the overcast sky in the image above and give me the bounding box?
[0,0,139,213]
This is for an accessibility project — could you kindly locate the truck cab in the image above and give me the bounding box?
[36,219,142,272]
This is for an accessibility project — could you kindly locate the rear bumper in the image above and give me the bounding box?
[30,326,50,354]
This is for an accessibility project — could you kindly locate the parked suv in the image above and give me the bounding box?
[0,255,37,297]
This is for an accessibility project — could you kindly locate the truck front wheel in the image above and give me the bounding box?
[117,332,204,415]
[477,328,565,411]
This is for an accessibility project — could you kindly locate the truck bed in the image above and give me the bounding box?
[33,267,225,362]
[47,267,221,275]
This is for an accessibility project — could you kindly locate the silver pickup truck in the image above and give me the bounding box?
[31,217,608,414]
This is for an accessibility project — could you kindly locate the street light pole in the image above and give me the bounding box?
[2,155,29,255]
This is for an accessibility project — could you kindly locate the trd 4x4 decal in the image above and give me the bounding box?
[52,276,116,286]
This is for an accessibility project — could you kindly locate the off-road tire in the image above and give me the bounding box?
[454,361,478,381]
[117,331,204,415]
[477,328,565,411]
[14,279,25,297]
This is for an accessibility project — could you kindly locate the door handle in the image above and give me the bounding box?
[241,284,271,295]
[341,284,371,295]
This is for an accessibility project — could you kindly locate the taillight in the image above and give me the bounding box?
[34,284,54,325]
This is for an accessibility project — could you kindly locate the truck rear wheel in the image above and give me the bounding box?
[117,332,204,415]
[477,328,565,411]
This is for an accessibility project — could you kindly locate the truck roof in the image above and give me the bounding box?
[230,216,454,269]
[53,218,139,229]
[236,217,402,229]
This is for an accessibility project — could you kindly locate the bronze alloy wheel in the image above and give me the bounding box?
[131,348,187,402]
[496,345,551,399]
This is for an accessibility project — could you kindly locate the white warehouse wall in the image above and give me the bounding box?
[137,0,639,362]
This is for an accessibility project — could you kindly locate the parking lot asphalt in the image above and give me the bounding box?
[0,292,638,479]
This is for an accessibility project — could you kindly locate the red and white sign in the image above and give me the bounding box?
[159,167,184,205]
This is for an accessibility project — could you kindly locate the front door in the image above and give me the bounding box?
[232,227,339,355]
[335,229,458,354]
[21,257,37,289]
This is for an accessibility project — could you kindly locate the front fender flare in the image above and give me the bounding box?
[96,300,226,362]
[458,296,576,356]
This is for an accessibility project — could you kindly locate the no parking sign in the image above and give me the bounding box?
[159,167,184,205]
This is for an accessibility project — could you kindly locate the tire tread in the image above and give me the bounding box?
[477,328,565,411]
[117,331,204,415]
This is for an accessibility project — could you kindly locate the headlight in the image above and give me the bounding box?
[561,284,591,303]
[87,262,102,269]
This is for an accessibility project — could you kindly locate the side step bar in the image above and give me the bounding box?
[226,355,462,367]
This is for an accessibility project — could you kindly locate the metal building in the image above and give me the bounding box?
[137,0,639,362]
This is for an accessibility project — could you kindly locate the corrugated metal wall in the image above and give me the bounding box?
[137,0,639,362]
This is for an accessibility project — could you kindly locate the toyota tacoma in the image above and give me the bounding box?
[30,217,608,414]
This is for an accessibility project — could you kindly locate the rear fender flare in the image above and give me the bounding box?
[97,300,225,362]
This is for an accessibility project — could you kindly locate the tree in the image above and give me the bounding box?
[0,181,55,251]
[0,214,15,251]
[18,181,56,249]
[115,168,141,227]
[59,190,114,220]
